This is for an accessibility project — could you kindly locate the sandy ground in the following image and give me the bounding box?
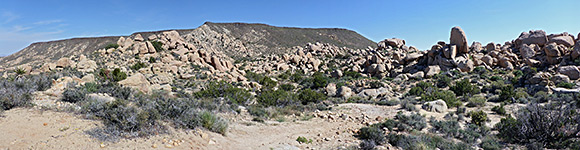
[0,103,406,150]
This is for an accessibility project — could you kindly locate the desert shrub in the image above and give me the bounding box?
[480,136,503,150]
[344,71,361,79]
[194,81,252,105]
[296,136,313,144]
[297,88,326,105]
[311,72,328,89]
[61,86,87,103]
[400,98,417,111]
[151,41,164,52]
[458,124,488,144]
[421,89,461,108]
[466,96,486,107]
[387,132,473,150]
[111,68,127,82]
[430,119,460,138]
[260,76,277,90]
[357,126,386,146]
[395,112,427,131]
[495,99,580,149]
[468,110,488,126]
[104,43,119,49]
[491,104,506,115]
[290,70,305,83]
[557,82,575,89]
[279,83,295,91]
[408,81,434,96]
[376,99,399,106]
[257,89,297,107]
[130,62,147,70]
[435,74,452,88]
[498,85,515,103]
[450,79,480,96]
[0,76,42,110]
[83,82,100,93]
[14,68,26,75]
[489,75,502,81]
[368,80,384,88]
[148,57,156,63]
[200,111,228,135]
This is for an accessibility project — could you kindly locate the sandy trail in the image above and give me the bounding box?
[0,103,401,150]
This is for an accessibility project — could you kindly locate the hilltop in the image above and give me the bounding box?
[0,22,375,68]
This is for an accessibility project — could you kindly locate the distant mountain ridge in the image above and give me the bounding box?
[0,22,375,68]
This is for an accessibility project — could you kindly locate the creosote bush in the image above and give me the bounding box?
[468,110,488,126]
[151,41,164,52]
[495,96,580,149]
[194,81,252,105]
[450,79,480,96]
[130,62,147,70]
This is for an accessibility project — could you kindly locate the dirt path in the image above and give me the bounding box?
[0,103,401,150]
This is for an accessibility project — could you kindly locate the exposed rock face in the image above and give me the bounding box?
[337,86,352,99]
[118,73,151,94]
[325,83,337,97]
[76,55,97,72]
[549,33,575,47]
[422,99,447,113]
[450,26,468,53]
[56,57,75,68]
[573,42,580,59]
[558,66,580,80]
[519,44,537,58]
[517,30,548,46]
[424,65,441,78]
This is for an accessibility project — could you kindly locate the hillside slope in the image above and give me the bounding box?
[0,22,375,68]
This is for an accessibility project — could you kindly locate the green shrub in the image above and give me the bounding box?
[466,96,486,107]
[104,43,119,49]
[435,74,452,88]
[298,88,326,105]
[200,111,228,135]
[279,84,295,91]
[259,76,277,90]
[311,72,328,89]
[387,132,473,150]
[557,82,575,89]
[257,89,296,107]
[499,85,515,103]
[61,87,87,103]
[400,98,417,111]
[151,41,164,52]
[296,136,313,144]
[14,68,26,75]
[344,71,361,79]
[194,81,252,105]
[421,89,461,108]
[111,68,127,82]
[148,57,156,63]
[83,82,100,93]
[491,104,506,115]
[468,110,488,126]
[489,76,502,81]
[130,62,147,70]
[480,136,503,150]
[395,112,427,131]
[450,79,480,96]
[0,75,50,110]
[376,99,399,106]
[495,99,580,149]
[430,119,460,138]
[356,126,386,146]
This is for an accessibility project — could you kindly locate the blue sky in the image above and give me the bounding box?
[1,0,579,56]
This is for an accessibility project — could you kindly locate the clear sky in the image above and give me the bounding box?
[1,0,579,56]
